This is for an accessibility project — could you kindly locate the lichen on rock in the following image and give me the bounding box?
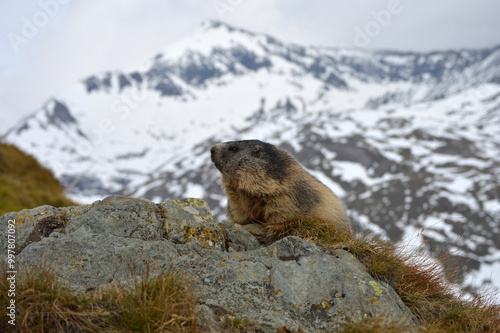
[160,197,224,248]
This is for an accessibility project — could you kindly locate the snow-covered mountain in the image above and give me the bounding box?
[4,20,500,294]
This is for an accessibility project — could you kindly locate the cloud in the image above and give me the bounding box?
[0,0,213,133]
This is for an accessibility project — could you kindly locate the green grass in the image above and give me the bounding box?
[0,141,77,216]
[267,216,500,332]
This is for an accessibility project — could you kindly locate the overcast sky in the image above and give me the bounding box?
[1,0,499,134]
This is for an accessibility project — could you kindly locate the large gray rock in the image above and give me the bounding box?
[0,196,415,332]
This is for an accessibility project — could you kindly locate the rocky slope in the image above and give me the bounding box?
[3,20,500,293]
[0,196,415,332]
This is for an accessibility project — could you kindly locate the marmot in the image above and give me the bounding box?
[210,140,351,231]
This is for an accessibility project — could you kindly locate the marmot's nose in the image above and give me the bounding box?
[210,146,219,161]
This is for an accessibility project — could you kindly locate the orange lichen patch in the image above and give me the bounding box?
[184,225,222,248]
[311,298,332,312]
[370,296,381,305]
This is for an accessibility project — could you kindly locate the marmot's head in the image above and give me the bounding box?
[210,140,292,180]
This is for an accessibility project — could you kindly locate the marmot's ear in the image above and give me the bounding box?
[251,145,263,158]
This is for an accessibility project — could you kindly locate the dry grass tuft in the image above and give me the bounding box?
[275,324,306,332]
[0,263,201,332]
[267,216,500,332]
[339,314,415,333]
[0,264,106,332]
[101,266,199,332]
[220,315,257,332]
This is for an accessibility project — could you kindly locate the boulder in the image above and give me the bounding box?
[0,196,415,332]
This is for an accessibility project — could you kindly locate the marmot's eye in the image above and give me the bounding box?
[229,146,239,152]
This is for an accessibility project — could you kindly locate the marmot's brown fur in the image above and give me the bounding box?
[210,140,351,231]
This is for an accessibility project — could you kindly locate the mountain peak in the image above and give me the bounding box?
[200,19,256,37]
[200,19,230,30]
